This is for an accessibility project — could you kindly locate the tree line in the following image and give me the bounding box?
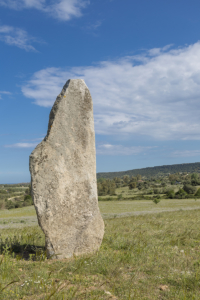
[97,162,200,180]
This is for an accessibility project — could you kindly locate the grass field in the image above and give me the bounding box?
[100,199,200,217]
[1,202,200,299]
[0,206,36,219]
[1,199,200,222]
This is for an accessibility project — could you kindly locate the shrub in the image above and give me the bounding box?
[152,198,160,204]
[24,194,32,201]
[14,202,23,208]
[153,188,159,194]
[195,188,200,197]
[117,194,123,200]
[175,188,187,199]
[183,184,196,194]
[0,190,8,194]
[98,197,115,201]
[5,201,15,210]
[23,200,32,207]
[137,183,143,190]
[166,190,175,199]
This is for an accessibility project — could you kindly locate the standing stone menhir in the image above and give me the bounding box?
[29,79,104,259]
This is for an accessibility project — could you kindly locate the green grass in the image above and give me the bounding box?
[1,210,200,299]
[99,199,200,216]
[0,206,36,219]
[1,199,200,221]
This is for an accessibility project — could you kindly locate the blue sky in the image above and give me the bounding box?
[1,0,200,183]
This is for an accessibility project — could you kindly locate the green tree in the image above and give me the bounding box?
[183,184,196,194]
[166,190,175,199]
[129,182,137,190]
[25,184,31,195]
[113,177,122,188]
[195,188,200,197]
[191,173,199,180]
[153,188,159,194]
[137,182,143,190]
[97,179,116,196]
[123,175,130,185]
[191,173,200,186]
[130,176,137,182]
[175,188,187,199]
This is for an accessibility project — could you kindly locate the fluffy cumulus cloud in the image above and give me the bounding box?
[0,25,37,51]
[22,42,200,141]
[0,0,89,21]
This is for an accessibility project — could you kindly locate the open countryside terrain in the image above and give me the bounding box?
[1,169,200,299]
[1,200,200,228]
[1,208,200,299]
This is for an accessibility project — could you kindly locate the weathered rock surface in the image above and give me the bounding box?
[29,79,104,259]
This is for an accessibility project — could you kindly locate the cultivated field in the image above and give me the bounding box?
[1,201,200,299]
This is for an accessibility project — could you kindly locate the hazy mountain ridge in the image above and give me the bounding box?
[97,162,200,179]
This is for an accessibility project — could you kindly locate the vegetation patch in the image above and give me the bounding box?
[1,210,200,299]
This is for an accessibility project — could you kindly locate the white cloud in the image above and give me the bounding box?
[0,90,12,99]
[85,20,102,31]
[0,0,45,10]
[171,150,200,158]
[4,143,38,148]
[0,25,38,51]
[96,144,155,155]
[0,91,12,95]
[0,0,89,21]
[22,42,200,141]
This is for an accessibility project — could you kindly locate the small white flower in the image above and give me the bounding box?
[105,291,112,296]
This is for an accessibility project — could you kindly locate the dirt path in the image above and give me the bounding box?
[7,195,23,201]
[102,206,200,219]
[0,206,200,229]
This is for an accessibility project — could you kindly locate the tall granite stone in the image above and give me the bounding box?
[29,79,104,259]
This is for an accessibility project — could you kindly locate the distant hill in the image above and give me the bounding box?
[97,162,200,179]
